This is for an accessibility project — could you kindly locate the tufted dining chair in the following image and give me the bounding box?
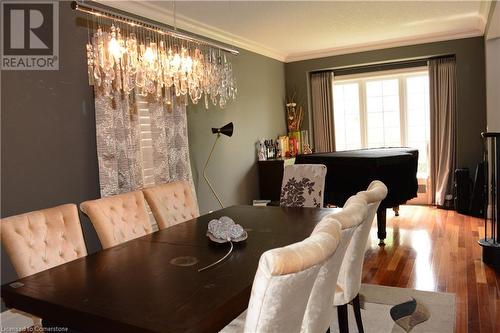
[142,181,199,230]
[221,217,342,333]
[334,180,388,333]
[0,204,88,278]
[0,203,88,331]
[80,191,152,249]
[280,164,327,208]
[301,194,368,333]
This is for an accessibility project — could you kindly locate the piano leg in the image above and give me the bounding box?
[377,209,387,246]
[393,206,400,216]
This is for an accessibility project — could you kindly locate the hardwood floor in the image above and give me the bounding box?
[362,205,499,333]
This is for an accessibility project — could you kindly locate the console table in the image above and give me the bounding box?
[257,158,295,202]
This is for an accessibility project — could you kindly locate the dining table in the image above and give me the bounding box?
[1,205,340,333]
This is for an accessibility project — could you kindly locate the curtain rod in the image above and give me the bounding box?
[312,55,455,76]
[312,58,428,75]
[70,1,239,55]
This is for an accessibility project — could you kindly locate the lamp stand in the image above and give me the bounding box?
[203,133,225,209]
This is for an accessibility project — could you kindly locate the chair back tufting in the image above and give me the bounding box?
[1,204,87,278]
[80,191,152,249]
[143,181,199,230]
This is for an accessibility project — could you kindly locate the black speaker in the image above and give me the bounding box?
[469,162,485,217]
[454,168,472,214]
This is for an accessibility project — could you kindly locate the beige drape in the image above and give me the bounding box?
[429,57,457,207]
[310,72,335,152]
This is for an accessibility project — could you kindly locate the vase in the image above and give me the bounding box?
[288,130,301,155]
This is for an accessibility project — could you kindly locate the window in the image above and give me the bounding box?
[136,94,155,188]
[136,93,159,231]
[333,83,362,151]
[366,79,400,148]
[333,68,430,179]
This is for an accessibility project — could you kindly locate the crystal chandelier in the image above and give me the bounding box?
[75,1,238,109]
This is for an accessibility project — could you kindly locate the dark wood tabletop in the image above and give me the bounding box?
[1,205,338,333]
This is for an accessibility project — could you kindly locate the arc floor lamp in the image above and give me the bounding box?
[203,122,234,209]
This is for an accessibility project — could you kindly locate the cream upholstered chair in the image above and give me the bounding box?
[80,191,152,249]
[1,204,88,278]
[221,217,342,333]
[334,180,388,333]
[0,204,88,330]
[142,181,199,230]
[301,194,368,333]
[280,164,327,208]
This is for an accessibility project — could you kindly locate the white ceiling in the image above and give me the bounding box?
[103,1,493,62]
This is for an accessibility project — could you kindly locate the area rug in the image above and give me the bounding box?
[329,284,455,333]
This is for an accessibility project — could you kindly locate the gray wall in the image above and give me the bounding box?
[1,3,102,287]
[285,37,487,172]
[187,49,286,214]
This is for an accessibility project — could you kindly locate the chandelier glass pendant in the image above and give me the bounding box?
[79,2,237,109]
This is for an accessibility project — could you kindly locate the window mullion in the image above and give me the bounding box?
[359,80,367,148]
[399,76,407,146]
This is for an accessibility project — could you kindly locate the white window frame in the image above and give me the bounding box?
[334,66,429,149]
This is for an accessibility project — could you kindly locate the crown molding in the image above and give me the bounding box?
[485,0,500,39]
[479,0,493,33]
[101,1,287,61]
[284,28,484,63]
[101,1,488,64]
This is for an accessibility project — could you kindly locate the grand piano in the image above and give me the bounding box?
[296,147,418,244]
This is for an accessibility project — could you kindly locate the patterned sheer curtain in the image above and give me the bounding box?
[94,90,143,196]
[94,88,195,197]
[149,92,193,185]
